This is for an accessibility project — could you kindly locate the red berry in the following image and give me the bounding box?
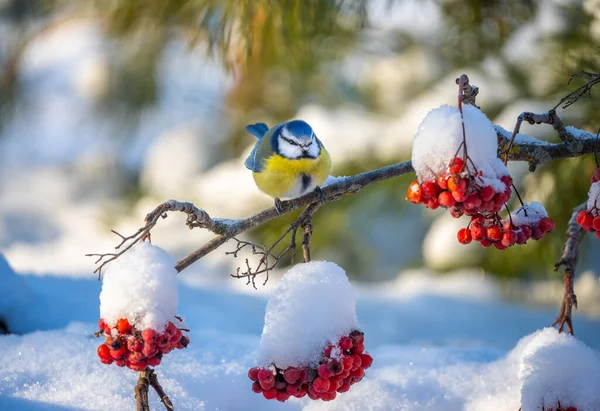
[437,174,449,190]
[493,241,507,250]
[142,343,158,358]
[421,181,438,200]
[463,194,482,210]
[578,210,594,229]
[501,175,513,187]
[449,157,465,174]
[521,225,533,238]
[286,383,301,396]
[591,168,600,183]
[321,391,337,401]
[274,377,287,390]
[337,383,351,393]
[566,407,578,411]
[262,388,277,400]
[350,368,365,379]
[342,355,354,371]
[438,191,456,208]
[146,354,162,367]
[97,344,112,360]
[318,363,334,379]
[471,214,485,226]
[493,192,509,206]
[349,330,364,344]
[127,338,143,352]
[480,186,495,202]
[427,198,440,210]
[447,176,466,194]
[275,391,290,402]
[406,181,422,204]
[360,353,373,368]
[501,231,517,247]
[480,200,493,212]
[339,336,353,351]
[312,377,330,393]
[353,342,365,354]
[516,231,527,245]
[248,367,260,381]
[596,231,600,239]
[457,228,472,244]
[129,360,148,372]
[98,319,106,331]
[487,225,503,241]
[480,238,492,248]
[116,318,131,334]
[592,216,600,232]
[449,206,464,218]
[141,329,156,343]
[283,367,300,384]
[251,381,262,393]
[471,225,486,242]
[539,217,555,233]
[351,354,362,369]
[327,359,343,375]
[452,189,468,203]
[109,345,128,361]
[258,369,274,383]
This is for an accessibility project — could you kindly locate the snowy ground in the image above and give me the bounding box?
[1,254,600,411]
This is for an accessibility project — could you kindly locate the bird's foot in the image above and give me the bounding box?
[551,290,577,335]
[314,186,326,203]
[274,198,285,215]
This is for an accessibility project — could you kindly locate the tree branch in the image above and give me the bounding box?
[551,202,586,335]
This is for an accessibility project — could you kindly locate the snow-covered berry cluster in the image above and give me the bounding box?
[248,330,372,402]
[97,318,189,371]
[458,203,555,249]
[408,104,555,248]
[406,156,512,216]
[576,181,600,238]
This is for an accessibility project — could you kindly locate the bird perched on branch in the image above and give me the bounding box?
[244,120,331,213]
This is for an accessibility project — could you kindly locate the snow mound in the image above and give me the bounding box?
[99,242,178,332]
[258,261,358,369]
[587,181,600,212]
[0,253,32,334]
[412,104,508,192]
[466,328,600,411]
[509,202,549,226]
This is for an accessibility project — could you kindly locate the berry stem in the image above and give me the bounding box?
[148,368,175,410]
[135,371,150,411]
[504,203,514,229]
[511,183,528,217]
[594,127,600,168]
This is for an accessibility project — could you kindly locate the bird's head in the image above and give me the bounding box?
[275,120,321,159]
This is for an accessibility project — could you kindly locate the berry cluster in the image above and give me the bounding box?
[577,176,600,238]
[248,330,372,402]
[406,157,513,217]
[96,318,190,372]
[457,210,555,250]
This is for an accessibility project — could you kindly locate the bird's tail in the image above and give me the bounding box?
[245,123,269,139]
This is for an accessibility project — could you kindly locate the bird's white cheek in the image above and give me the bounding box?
[307,143,320,158]
[279,141,303,158]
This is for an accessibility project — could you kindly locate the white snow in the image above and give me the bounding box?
[99,242,178,331]
[258,261,359,369]
[509,202,549,227]
[411,104,509,192]
[587,182,600,213]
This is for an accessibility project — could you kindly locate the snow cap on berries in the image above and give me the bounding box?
[100,242,178,332]
[507,202,549,227]
[587,181,600,213]
[258,261,358,369]
[411,104,509,192]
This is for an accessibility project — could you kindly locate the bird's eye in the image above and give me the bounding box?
[283,137,299,146]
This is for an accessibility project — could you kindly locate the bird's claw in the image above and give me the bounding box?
[274,198,285,215]
[551,291,577,335]
[314,186,326,203]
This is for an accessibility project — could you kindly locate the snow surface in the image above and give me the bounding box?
[258,261,358,368]
[509,202,549,227]
[411,104,509,192]
[587,182,600,213]
[99,242,178,331]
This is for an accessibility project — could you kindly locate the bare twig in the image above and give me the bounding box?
[553,71,600,110]
[135,370,150,411]
[147,369,175,411]
[229,202,322,286]
[552,202,586,335]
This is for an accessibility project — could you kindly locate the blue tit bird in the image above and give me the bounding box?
[244,119,332,212]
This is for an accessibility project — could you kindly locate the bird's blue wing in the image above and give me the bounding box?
[245,123,269,139]
[244,144,262,172]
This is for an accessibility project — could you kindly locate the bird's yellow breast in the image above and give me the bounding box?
[253,150,332,198]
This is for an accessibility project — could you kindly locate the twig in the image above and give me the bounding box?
[553,71,600,110]
[552,202,586,334]
[135,370,150,411]
[147,369,175,411]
